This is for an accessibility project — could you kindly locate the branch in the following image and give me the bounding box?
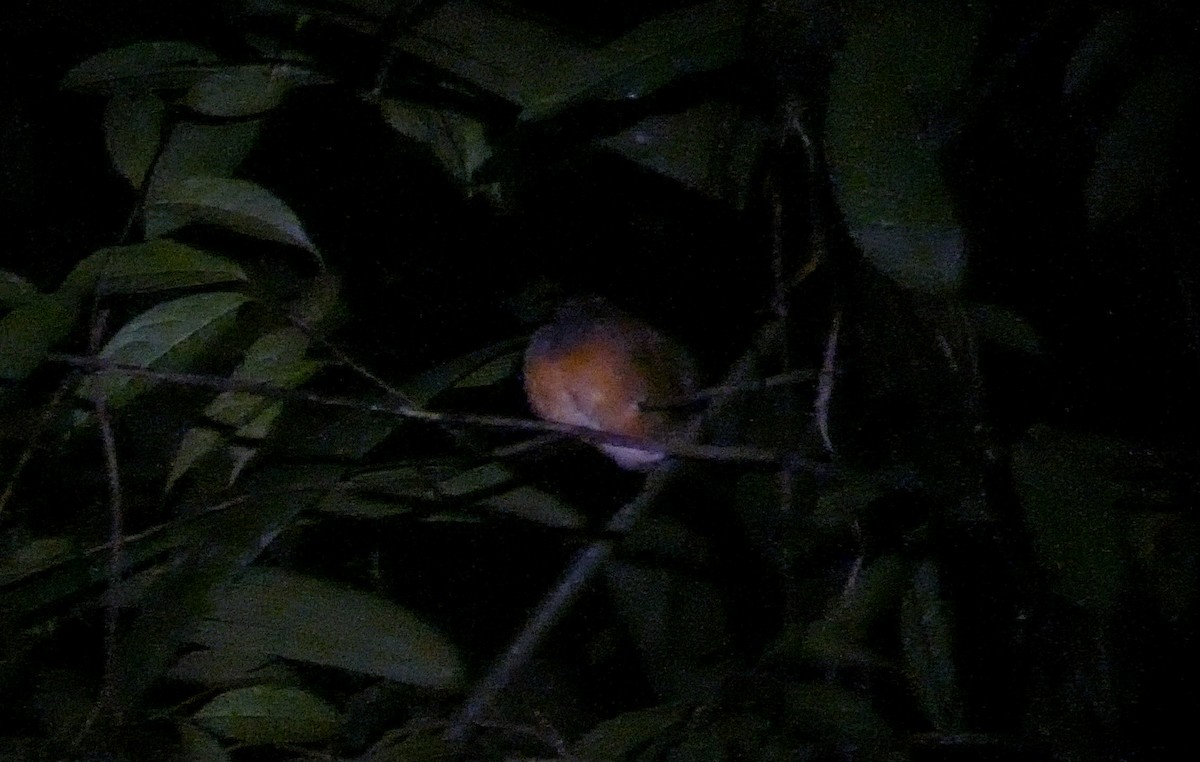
[46,354,827,469]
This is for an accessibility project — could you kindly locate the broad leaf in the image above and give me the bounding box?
[149,120,262,192]
[194,568,464,689]
[168,647,279,686]
[169,328,322,488]
[573,703,688,759]
[601,102,767,206]
[402,336,525,407]
[166,427,224,492]
[826,0,982,292]
[1086,58,1197,228]
[204,327,322,429]
[477,486,584,528]
[61,41,219,92]
[0,294,77,380]
[901,560,964,731]
[785,682,895,754]
[61,241,245,300]
[1013,427,1133,612]
[103,91,166,188]
[185,64,333,118]
[145,177,319,258]
[0,537,76,586]
[194,685,337,745]
[77,291,250,408]
[381,99,491,187]
[0,271,37,308]
[100,465,344,712]
[392,0,744,122]
[176,723,231,762]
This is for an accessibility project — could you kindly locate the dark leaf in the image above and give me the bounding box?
[194,685,338,745]
[826,0,982,292]
[1086,58,1197,227]
[76,291,250,408]
[901,560,964,732]
[61,240,246,299]
[149,120,262,192]
[1013,427,1133,611]
[101,465,343,712]
[103,91,166,188]
[145,177,319,258]
[184,64,333,118]
[0,294,77,380]
[573,703,688,759]
[61,41,219,92]
[194,568,464,689]
[381,99,492,187]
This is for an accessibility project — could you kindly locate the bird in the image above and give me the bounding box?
[522,296,698,470]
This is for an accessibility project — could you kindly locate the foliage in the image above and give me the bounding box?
[2,1,1197,760]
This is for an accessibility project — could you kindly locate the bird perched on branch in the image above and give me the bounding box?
[523,296,698,470]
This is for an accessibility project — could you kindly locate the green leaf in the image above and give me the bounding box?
[601,102,767,206]
[0,294,77,380]
[194,685,337,745]
[790,555,907,669]
[290,272,343,326]
[436,461,513,497]
[77,291,250,407]
[1013,427,1133,612]
[969,303,1042,354]
[103,91,166,188]
[168,647,276,686]
[520,0,746,122]
[393,0,744,122]
[477,486,585,528]
[205,327,321,429]
[145,177,319,258]
[194,568,464,689]
[453,349,521,388]
[826,0,982,292]
[1,271,38,308]
[784,682,895,755]
[1086,58,1197,227]
[167,427,224,491]
[364,722,457,761]
[61,241,246,300]
[149,120,262,191]
[1062,9,1136,99]
[184,64,333,118]
[61,41,219,92]
[901,560,964,732]
[317,463,448,518]
[166,327,322,487]
[573,703,688,759]
[0,537,76,586]
[339,463,452,500]
[270,406,397,460]
[176,723,231,762]
[402,336,525,407]
[101,466,344,712]
[381,99,492,186]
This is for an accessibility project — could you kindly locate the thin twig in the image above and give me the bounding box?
[46,354,817,468]
[71,396,125,747]
[0,383,72,519]
[444,319,801,744]
[443,460,680,743]
[288,313,411,404]
[815,309,841,455]
[96,399,125,675]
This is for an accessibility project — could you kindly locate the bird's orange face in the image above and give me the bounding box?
[523,298,696,469]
